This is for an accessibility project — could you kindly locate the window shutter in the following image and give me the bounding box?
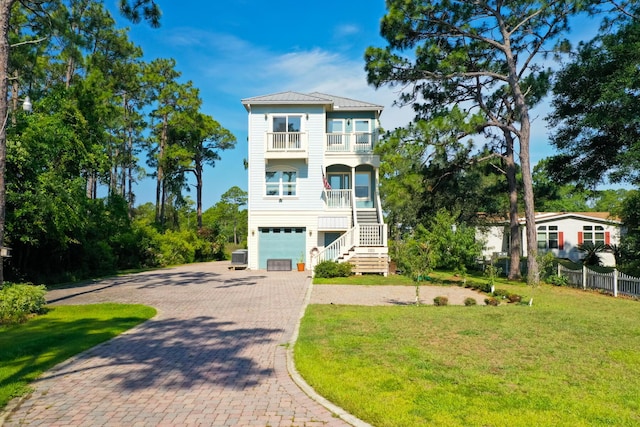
[559,232,564,250]
[605,231,611,245]
[578,231,583,245]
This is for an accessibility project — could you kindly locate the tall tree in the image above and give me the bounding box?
[0,0,160,283]
[365,0,596,284]
[548,11,640,187]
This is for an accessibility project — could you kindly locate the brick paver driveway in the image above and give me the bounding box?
[3,262,353,427]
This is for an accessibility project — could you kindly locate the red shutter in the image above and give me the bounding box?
[578,232,583,245]
[605,232,611,245]
[559,232,564,250]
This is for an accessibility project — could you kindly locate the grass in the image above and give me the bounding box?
[0,303,156,409]
[295,283,640,426]
[313,269,517,287]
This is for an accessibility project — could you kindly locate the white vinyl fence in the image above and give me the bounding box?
[558,264,640,298]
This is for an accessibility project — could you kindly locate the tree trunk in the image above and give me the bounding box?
[0,0,17,284]
[506,45,539,285]
[156,113,168,224]
[196,160,203,229]
[504,131,521,280]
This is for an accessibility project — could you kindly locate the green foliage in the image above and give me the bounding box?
[548,18,640,186]
[314,261,352,279]
[537,251,557,280]
[484,263,502,288]
[396,230,435,284]
[464,297,477,306]
[546,275,569,287]
[0,284,47,324]
[484,296,500,306]
[577,242,607,266]
[433,296,448,306]
[424,209,482,273]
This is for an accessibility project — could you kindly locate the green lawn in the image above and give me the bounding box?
[296,283,640,426]
[0,303,156,409]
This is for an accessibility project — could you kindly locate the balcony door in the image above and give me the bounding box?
[327,119,346,150]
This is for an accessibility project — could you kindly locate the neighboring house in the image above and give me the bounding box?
[478,212,622,266]
[241,91,389,274]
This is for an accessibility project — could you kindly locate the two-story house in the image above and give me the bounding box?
[241,91,389,274]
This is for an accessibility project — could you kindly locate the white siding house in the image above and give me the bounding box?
[241,92,389,274]
[478,212,622,266]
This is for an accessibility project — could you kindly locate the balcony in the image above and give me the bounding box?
[325,132,375,153]
[265,132,308,161]
[324,189,352,209]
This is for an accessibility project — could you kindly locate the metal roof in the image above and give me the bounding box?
[241,91,383,112]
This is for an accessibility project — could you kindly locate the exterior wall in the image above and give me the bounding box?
[245,97,384,271]
[478,215,621,267]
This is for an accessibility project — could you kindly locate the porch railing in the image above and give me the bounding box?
[325,132,374,153]
[267,132,306,151]
[312,224,388,268]
[359,224,387,247]
[324,189,351,209]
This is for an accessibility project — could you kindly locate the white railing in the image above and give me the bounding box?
[325,132,374,153]
[314,227,358,265]
[558,264,640,298]
[359,224,386,246]
[267,132,306,151]
[324,189,351,209]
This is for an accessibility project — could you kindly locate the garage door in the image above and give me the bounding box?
[258,227,306,269]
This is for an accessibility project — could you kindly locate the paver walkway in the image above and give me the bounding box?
[3,262,353,427]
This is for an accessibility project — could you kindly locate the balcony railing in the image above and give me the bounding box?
[325,132,375,153]
[324,189,352,209]
[267,132,306,151]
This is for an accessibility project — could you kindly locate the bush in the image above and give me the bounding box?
[464,297,477,306]
[0,284,47,324]
[546,275,569,287]
[507,293,522,303]
[314,261,352,278]
[484,296,500,306]
[433,296,449,306]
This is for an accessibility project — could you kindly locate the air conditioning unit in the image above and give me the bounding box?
[231,249,248,266]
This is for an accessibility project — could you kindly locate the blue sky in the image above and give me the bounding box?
[107,1,601,209]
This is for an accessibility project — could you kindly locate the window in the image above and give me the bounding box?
[537,225,563,250]
[354,119,371,147]
[581,225,606,245]
[266,168,297,197]
[327,119,345,146]
[328,173,350,190]
[355,172,370,199]
[273,116,301,133]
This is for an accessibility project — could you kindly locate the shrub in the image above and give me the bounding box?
[546,274,569,287]
[433,296,449,306]
[0,284,47,324]
[464,297,477,306]
[314,261,352,278]
[507,293,522,303]
[493,288,510,298]
[484,296,500,306]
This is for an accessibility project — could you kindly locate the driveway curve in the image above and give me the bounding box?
[3,262,353,427]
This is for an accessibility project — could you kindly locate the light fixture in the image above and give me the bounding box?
[264,113,268,121]
[309,230,313,236]
[22,96,32,112]
[306,113,309,120]
[251,229,255,236]
[347,119,351,126]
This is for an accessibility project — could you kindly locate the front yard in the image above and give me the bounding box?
[297,275,640,426]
